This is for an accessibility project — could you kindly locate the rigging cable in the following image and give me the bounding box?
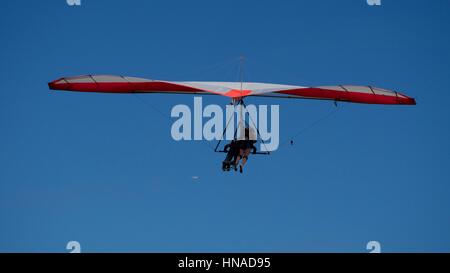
[276,103,341,152]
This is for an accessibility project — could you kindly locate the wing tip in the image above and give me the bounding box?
[406,97,417,105]
[48,79,60,90]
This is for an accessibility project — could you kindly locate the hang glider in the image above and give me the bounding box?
[48,75,416,105]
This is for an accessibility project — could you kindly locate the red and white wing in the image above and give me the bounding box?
[48,75,416,105]
[48,75,211,95]
[250,84,416,105]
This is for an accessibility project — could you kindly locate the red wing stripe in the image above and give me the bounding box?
[275,88,416,105]
[49,79,210,94]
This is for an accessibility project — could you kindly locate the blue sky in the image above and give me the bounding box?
[1,0,450,252]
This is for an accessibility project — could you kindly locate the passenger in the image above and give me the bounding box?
[235,127,257,173]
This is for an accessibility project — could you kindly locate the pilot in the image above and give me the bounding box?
[222,140,239,172]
